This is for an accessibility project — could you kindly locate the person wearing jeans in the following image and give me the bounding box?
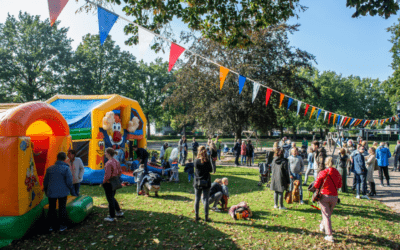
[215,137,221,161]
[241,141,247,165]
[313,157,342,243]
[288,148,304,204]
[67,149,85,196]
[352,147,368,199]
[43,152,75,232]
[376,142,392,186]
[206,179,223,211]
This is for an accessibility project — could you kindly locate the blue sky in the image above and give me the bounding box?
[1,0,399,81]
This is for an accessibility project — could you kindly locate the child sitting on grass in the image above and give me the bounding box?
[184,158,194,182]
[220,177,230,211]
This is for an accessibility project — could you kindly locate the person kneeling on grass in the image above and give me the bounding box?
[204,179,223,212]
[140,172,162,197]
[184,159,194,182]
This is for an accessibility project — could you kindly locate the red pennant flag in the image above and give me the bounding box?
[342,117,347,126]
[328,112,332,124]
[168,43,185,72]
[265,88,273,106]
[48,0,69,26]
[304,104,310,116]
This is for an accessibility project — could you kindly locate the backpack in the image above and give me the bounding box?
[228,201,252,220]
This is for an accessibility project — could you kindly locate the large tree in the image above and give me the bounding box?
[164,24,315,139]
[0,12,73,102]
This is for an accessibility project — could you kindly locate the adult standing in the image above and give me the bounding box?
[192,137,199,161]
[43,152,75,232]
[393,140,400,172]
[181,137,188,166]
[132,145,149,174]
[288,147,304,204]
[282,141,291,159]
[270,147,290,210]
[210,142,218,174]
[159,143,169,164]
[312,141,327,176]
[347,139,357,189]
[193,146,213,222]
[215,136,222,161]
[102,148,123,222]
[366,147,377,196]
[278,137,287,147]
[335,148,349,193]
[67,149,85,196]
[246,140,254,167]
[240,141,247,165]
[233,139,241,166]
[352,147,368,199]
[376,142,392,187]
[178,136,185,164]
[313,157,342,243]
[326,133,332,151]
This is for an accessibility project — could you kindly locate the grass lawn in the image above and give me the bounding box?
[5,166,400,250]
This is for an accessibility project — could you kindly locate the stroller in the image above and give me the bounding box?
[258,162,271,187]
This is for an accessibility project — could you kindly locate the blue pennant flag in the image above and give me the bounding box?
[98,6,119,46]
[316,109,322,121]
[238,75,246,94]
[349,118,354,126]
[337,115,341,125]
[287,98,293,110]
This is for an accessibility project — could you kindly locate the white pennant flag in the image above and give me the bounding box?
[297,101,302,115]
[340,116,345,126]
[350,119,357,126]
[138,27,155,60]
[252,83,260,103]
[324,111,328,121]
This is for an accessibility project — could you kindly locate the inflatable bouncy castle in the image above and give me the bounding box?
[47,95,148,184]
[0,102,93,247]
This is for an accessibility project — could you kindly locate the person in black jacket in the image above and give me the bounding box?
[270,147,290,210]
[132,145,149,173]
[194,146,213,222]
[207,179,223,212]
[210,142,218,174]
[393,140,400,172]
[246,140,254,166]
[233,139,241,166]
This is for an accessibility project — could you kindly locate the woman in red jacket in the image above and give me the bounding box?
[313,156,342,243]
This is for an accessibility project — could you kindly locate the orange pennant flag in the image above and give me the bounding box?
[333,114,337,124]
[345,117,351,126]
[309,107,316,120]
[279,93,284,108]
[219,66,230,90]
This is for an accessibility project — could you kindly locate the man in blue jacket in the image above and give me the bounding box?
[43,152,75,232]
[376,142,392,187]
[352,147,368,199]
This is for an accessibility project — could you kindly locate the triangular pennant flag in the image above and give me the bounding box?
[220,66,230,90]
[328,112,332,124]
[168,43,186,71]
[339,115,344,126]
[287,98,293,110]
[265,89,273,106]
[238,75,246,94]
[48,0,69,26]
[279,93,285,108]
[138,27,155,60]
[304,104,310,116]
[350,118,356,126]
[98,6,119,46]
[336,115,341,125]
[346,118,352,126]
[333,114,337,124]
[252,83,260,103]
[309,107,316,120]
[342,117,347,126]
[297,101,302,115]
[324,111,328,121]
[316,109,322,121]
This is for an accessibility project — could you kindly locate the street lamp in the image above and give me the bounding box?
[397,102,400,140]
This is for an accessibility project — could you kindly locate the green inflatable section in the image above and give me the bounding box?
[0,199,47,248]
[0,195,93,248]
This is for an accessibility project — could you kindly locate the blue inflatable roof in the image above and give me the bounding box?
[50,99,107,129]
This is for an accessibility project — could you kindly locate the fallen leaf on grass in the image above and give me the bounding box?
[153,238,160,244]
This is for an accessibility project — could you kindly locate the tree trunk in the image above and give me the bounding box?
[280,125,284,138]
[235,128,242,142]
[293,126,297,141]
[319,128,323,140]
[146,114,151,139]
[182,125,186,137]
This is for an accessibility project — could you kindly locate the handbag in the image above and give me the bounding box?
[196,176,210,188]
[110,176,122,191]
[312,174,329,202]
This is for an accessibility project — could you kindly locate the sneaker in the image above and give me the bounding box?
[300,201,304,205]
[319,223,325,233]
[279,206,287,210]
[116,211,124,217]
[59,225,67,232]
[212,207,221,212]
[361,195,370,200]
[274,205,278,209]
[356,195,360,199]
[324,235,334,243]
[379,184,384,187]
[387,184,391,187]
[104,217,117,222]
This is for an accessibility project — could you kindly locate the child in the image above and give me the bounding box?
[220,177,230,211]
[303,147,314,185]
[184,158,194,182]
[150,152,160,167]
[133,164,146,195]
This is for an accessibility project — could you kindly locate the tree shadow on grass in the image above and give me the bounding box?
[160,194,192,202]
[4,207,240,250]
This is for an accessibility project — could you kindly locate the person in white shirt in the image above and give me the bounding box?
[160,143,169,164]
[67,149,85,196]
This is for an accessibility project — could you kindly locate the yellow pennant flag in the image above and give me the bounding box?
[219,66,230,90]
[333,114,337,124]
[279,93,285,108]
[309,107,316,120]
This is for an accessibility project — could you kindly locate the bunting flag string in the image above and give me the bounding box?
[265,88,273,107]
[297,101,302,115]
[287,98,293,110]
[252,83,260,103]
[219,66,230,90]
[71,0,399,128]
[279,93,285,108]
[336,115,341,126]
[48,0,69,26]
[239,75,246,94]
